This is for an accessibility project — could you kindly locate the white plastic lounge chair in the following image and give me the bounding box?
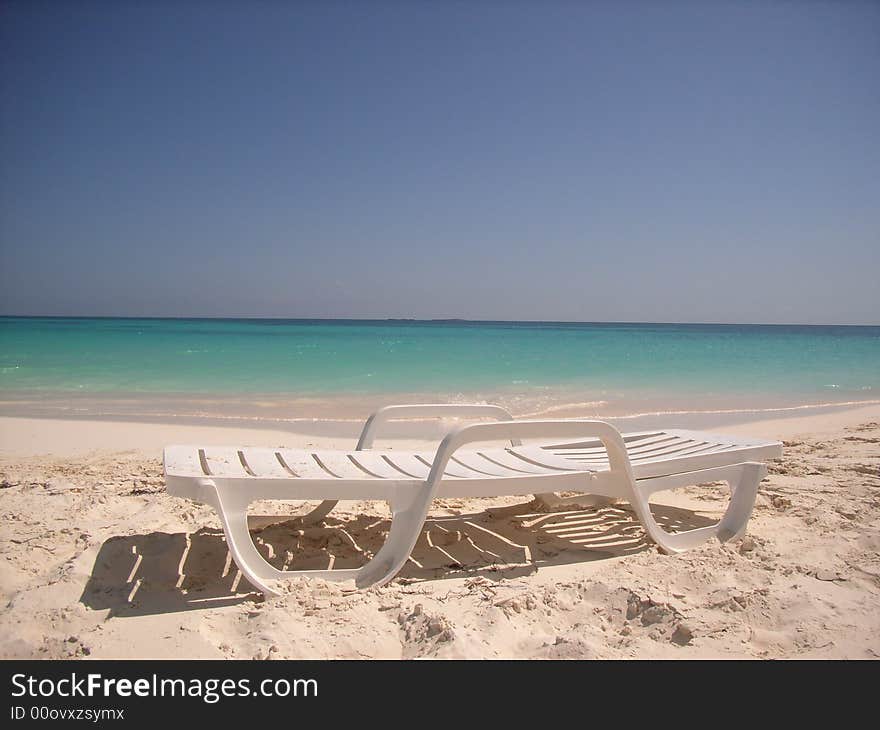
[163,404,782,595]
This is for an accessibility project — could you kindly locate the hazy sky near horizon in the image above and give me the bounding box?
[1,1,878,324]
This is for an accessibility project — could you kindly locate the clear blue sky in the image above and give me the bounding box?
[1,1,878,324]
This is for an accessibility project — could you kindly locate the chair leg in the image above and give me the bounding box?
[247,499,338,531]
[627,462,765,553]
[301,500,337,524]
[354,487,434,589]
[207,482,431,595]
[210,484,358,595]
[716,463,765,542]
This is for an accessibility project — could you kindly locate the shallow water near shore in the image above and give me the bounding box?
[2,317,878,423]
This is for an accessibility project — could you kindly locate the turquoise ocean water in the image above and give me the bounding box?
[1,317,878,420]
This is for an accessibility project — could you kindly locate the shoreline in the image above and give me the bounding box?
[2,400,879,458]
[1,390,878,426]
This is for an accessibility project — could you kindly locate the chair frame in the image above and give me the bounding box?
[164,404,776,595]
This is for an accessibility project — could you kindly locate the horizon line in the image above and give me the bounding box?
[1,314,879,328]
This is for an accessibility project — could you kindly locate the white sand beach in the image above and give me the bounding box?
[0,404,878,659]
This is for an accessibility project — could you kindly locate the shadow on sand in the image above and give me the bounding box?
[80,501,716,617]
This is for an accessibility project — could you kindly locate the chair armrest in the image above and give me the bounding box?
[356,403,517,450]
[426,419,634,487]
